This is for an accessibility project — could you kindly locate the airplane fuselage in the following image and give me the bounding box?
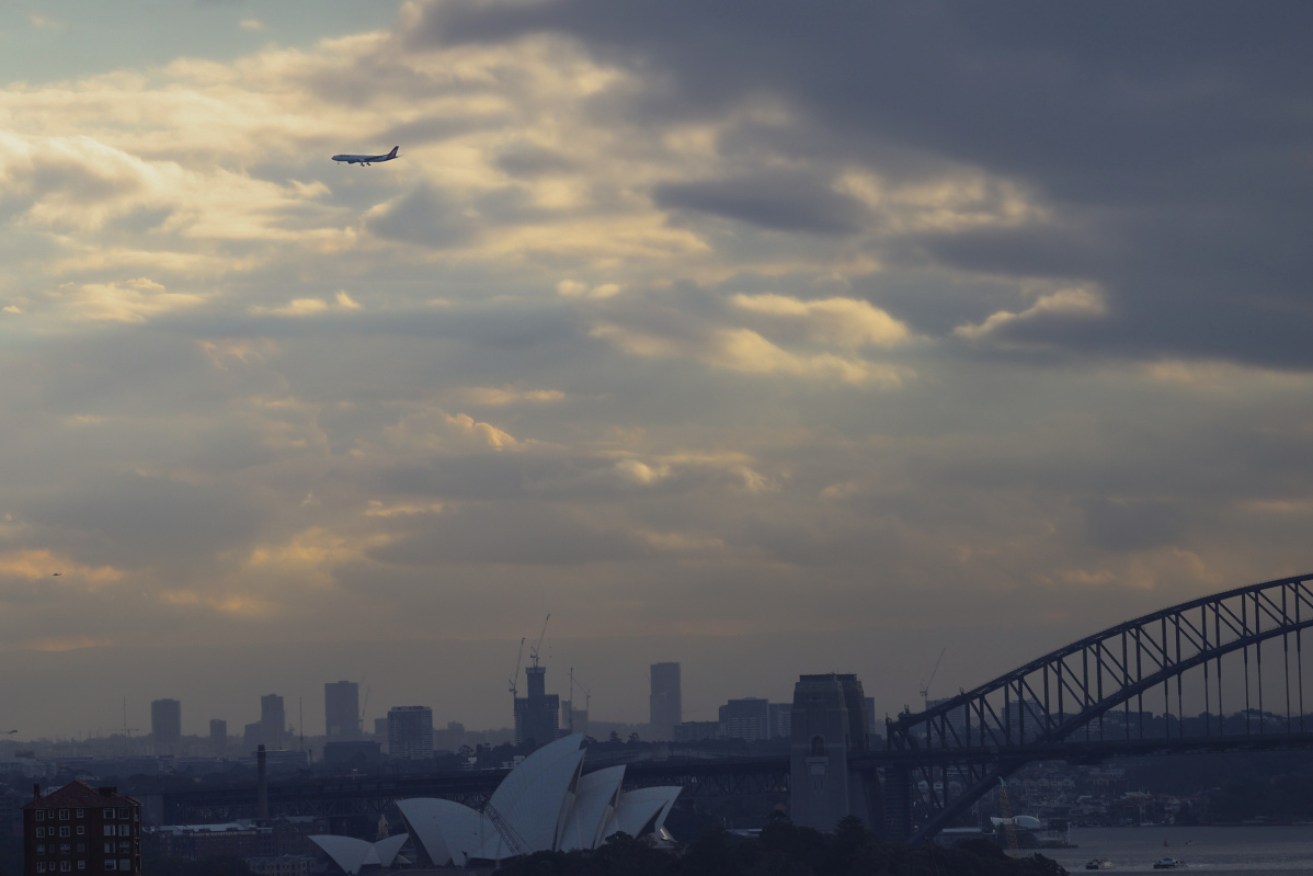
[332,146,399,166]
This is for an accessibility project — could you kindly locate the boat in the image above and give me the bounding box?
[1084,859,1114,870]
[1152,858,1186,870]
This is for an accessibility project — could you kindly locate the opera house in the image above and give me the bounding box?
[313,734,681,871]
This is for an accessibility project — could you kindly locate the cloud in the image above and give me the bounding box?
[953,287,1106,344]
[2,0,1312,738]
[653,172,874,235]
[57,278,206,323]
[731,294,910,348]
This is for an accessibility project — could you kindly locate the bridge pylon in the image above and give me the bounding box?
[789,673,880,832]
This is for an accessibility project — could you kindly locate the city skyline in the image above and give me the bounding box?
[3,2,1312,739]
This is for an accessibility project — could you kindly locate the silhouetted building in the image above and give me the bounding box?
[209,719,227,756]
[719,698,772,741]
[24,781,142,876]
[769,703,793,739]
[514,666,559,750]
[649,662,681,740]
[150,699,182,756]
[387,706,434,760]
[261,694,286,750]
[324,681,361,739]
[789,673,874,832]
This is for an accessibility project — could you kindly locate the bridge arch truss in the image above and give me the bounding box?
[883,572,1313,841]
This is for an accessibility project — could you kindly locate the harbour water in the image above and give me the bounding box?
[1038,825,1313,874]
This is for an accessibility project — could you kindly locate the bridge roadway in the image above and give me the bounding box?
[159,755,792,823]
[160,727,1313,825]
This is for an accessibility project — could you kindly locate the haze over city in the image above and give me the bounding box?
[2,1,1311,741]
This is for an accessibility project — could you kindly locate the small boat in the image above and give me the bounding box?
[1152,858,1186,870]
[1084,858,1114,870]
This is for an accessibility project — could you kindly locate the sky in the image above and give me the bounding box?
[2,0,1312,741]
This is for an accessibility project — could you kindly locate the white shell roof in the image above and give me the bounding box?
[373,833,409,866]
[395,797,490,868]
[310,834,410,875]
[558,765,625,852]
[485,734,585,856]
[390,736,681,864]
[606,786,682,840]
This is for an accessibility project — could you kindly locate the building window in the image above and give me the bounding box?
[118,825,131,837]
[103,843,113,854]
[59,809,70,821]
[60,863,71,873]
[36,828,44,838]
[105,861,117,872]
[78,862,87,871]
[60,827,71,838]
[103,826,114,837]
[76,826,85,836]
[36,864,45,873]
[36,844,46,855]
[75,809,84,818]
[118,861,130,872]
[104,809,115,820]
[36,810,45,822]
[810,735,826,756]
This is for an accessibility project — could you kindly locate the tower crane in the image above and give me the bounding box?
[919,648,946,711]
[528,614,550,668]
[508,637,526,699]
[567,667,592,732]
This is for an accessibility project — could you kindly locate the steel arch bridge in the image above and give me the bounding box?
[879,572,1313,842]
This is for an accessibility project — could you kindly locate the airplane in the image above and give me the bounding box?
[331,146,399,166]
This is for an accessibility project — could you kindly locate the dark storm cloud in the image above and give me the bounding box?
[653,173,873,236]
[364,183,474,247]
[27,472,264,569]
[406,0,1313,367]
[494,143,578,178]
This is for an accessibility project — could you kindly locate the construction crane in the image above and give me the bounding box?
[508,637,526,699]
[528,614,550,668]
[359,680,371,734]
[567,668,592,732]
[919,648,946,711]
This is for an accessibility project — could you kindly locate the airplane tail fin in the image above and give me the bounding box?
[388,146,399,158]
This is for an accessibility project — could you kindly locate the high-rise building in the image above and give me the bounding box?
[718,697,772,741]
[260,694,286,750]
[387,706,434,760]
[649,662,681,740]
[24,781,143,876]
[514,665,559,750]
[209,719,228,756]
[151,698,182,755]
[324,680,361,739]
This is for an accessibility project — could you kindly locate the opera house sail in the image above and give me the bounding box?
[391,735,680,867]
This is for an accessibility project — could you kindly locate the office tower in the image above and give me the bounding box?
[514,665,559,751]
[387,706,434,760]
[649,662,681,740]
[718,697,772,741]
[209,719,227,755]
[150,698,182,755]
[325,680,361,739]
[260,694,286,750]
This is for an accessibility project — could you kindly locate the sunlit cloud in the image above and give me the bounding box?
[56,278,206,323]
[954,287,1106,342]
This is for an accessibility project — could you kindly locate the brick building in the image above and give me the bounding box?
[24,782,142,876]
